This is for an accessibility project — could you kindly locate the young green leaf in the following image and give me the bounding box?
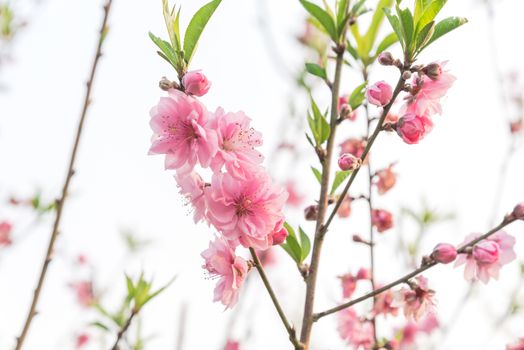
[374,32,398,56]
[396,5,414,53]
[143,276,176,305]
[149,32,179,68]
[299,227,311,261]
[310,97,330,144]
[423,16,467,49]
[300,0,338,40]
[330,170,351,194]
[414,0,432,24]
[383,8,404,49]
[336,0,350,27]
[281,224,302,264]
[307,113,320,145]
[305,62,327,79]
[415,0,447,34]
[362,0,394,56]
[346,39,359,61]
[183,0,222,65]
[348,82,367,110]
[415,20,435,53]
[311,166,322,184]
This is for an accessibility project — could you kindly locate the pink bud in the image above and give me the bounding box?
[182,70,211,97]
[356,267,371,280]
[367,81,393,106]
[378,52,394,66]
[510,120,523,134]
[371,209,394,233]
[0,221,13,246]
[423,63,443,80]
[472,240,500,264]
[271,226,288,245]
[396,113,433,144]
[338,153,361,171]
[431,243,457,264]
[304,205,319,221]
[512,203,524,220]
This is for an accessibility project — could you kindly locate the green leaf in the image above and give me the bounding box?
[396,5,414,53]
[336,0,350,27]
[307,113,320,145]
[414,0,432,23]
[284,222,297,239]
[183,0,222,65]
[125,274,135,298]
[143,276,176,305]
[149,32,179,68]
[310,97,330,144]
[416,0,446,34]
[311,166,322,183]
[305,62,327,79]
[383,8,404,49]
[90,321,111,332]
[281,227,302,264]
[305,133,315,148]
[374,32,398,56]
[330,170,351,194]
[346,39,359,60]
[300,0,338,40]
[423,16,467,48]
[362,0,394,56]
[415,20,435,52]
[348,82,367,110]
[299,227,311,261]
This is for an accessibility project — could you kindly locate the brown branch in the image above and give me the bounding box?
[312,216,517,321]
[111,310,137,350]
[14,1,113,349]
[248,248,303,350]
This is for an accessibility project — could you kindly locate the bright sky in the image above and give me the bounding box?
[1,0,524,349]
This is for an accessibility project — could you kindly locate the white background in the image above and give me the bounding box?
[1,0,523,349]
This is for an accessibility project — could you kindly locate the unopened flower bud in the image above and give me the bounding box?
[159,77,175,91]
[367,81,393,107]
[271,226,288,245]
[304,205,319,221]
[340,104,353,120]
[356,267,371,280]
[402,70,412,80]
[378,52,394,66]
[510,120,523,134]
[338,153,361,171]
[423,62,443,81]
[512,203,524,220]
[473,240,500,264]
[182,70,211,96]
[431,243,457,264]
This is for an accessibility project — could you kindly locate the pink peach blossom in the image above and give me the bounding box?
[507,339,524,350]
[182,70,211,97]
[149,89,218,171]
[201,236,249,309]
[338,273,358,299]
[418,312,439,334]
[223,340,240,350]
[367,81,393,107]
[337,308,374,349]
[337,195,352,218]
[338,153,361,171]
[174,170,207,223]
[455,231,516,284]
[75,333,90,349]
[209,108,264,180]
[70,281,94,308]
[340,138,366,159]
[374,164,396,195]
[0,221,13,246]
[402,67,456,116]
[205,171,288,250]
[510,120,523,134]
[371,209,394,233]
[338,95,357,121]
[285,181,305,208]
[392,276,436,321]
[399,322,418,347]
[396,113,433,144]
[373,288,398,317]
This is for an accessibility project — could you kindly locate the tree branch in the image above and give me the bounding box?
[14,1,113,349]
[249,248,303,350]
[313,216,517,321]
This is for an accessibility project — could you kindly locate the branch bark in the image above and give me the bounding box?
[14,2,113,349]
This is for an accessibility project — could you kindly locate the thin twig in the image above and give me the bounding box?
[248,248,303,350]
[14,1,113,349]
[313,216,517,321]
[111,310,137,350]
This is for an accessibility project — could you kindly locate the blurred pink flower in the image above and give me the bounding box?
[455,231,516,284]
[182,70,211,97]
[337,195,352,218]
[374,164,396,195]
[507,339,524,350]
[75,333,89,349]
[201,236,249,309]
[174,170,207,223]
[285,181,305,208]
[338,273,358,299]
[371,209,393,233]
[392,276,435,321]
[205,171,287,250]
[396,113,433,144]
[209,108,264,180]
[70,281,94,308]
[337,308,374,349]
[402,67,456,116]
[0,221,13,246]
[223,340,240,350]
[149,89,218,171]
[373,288,398,317]
[340,138,366,159]
[367,81,393,107]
